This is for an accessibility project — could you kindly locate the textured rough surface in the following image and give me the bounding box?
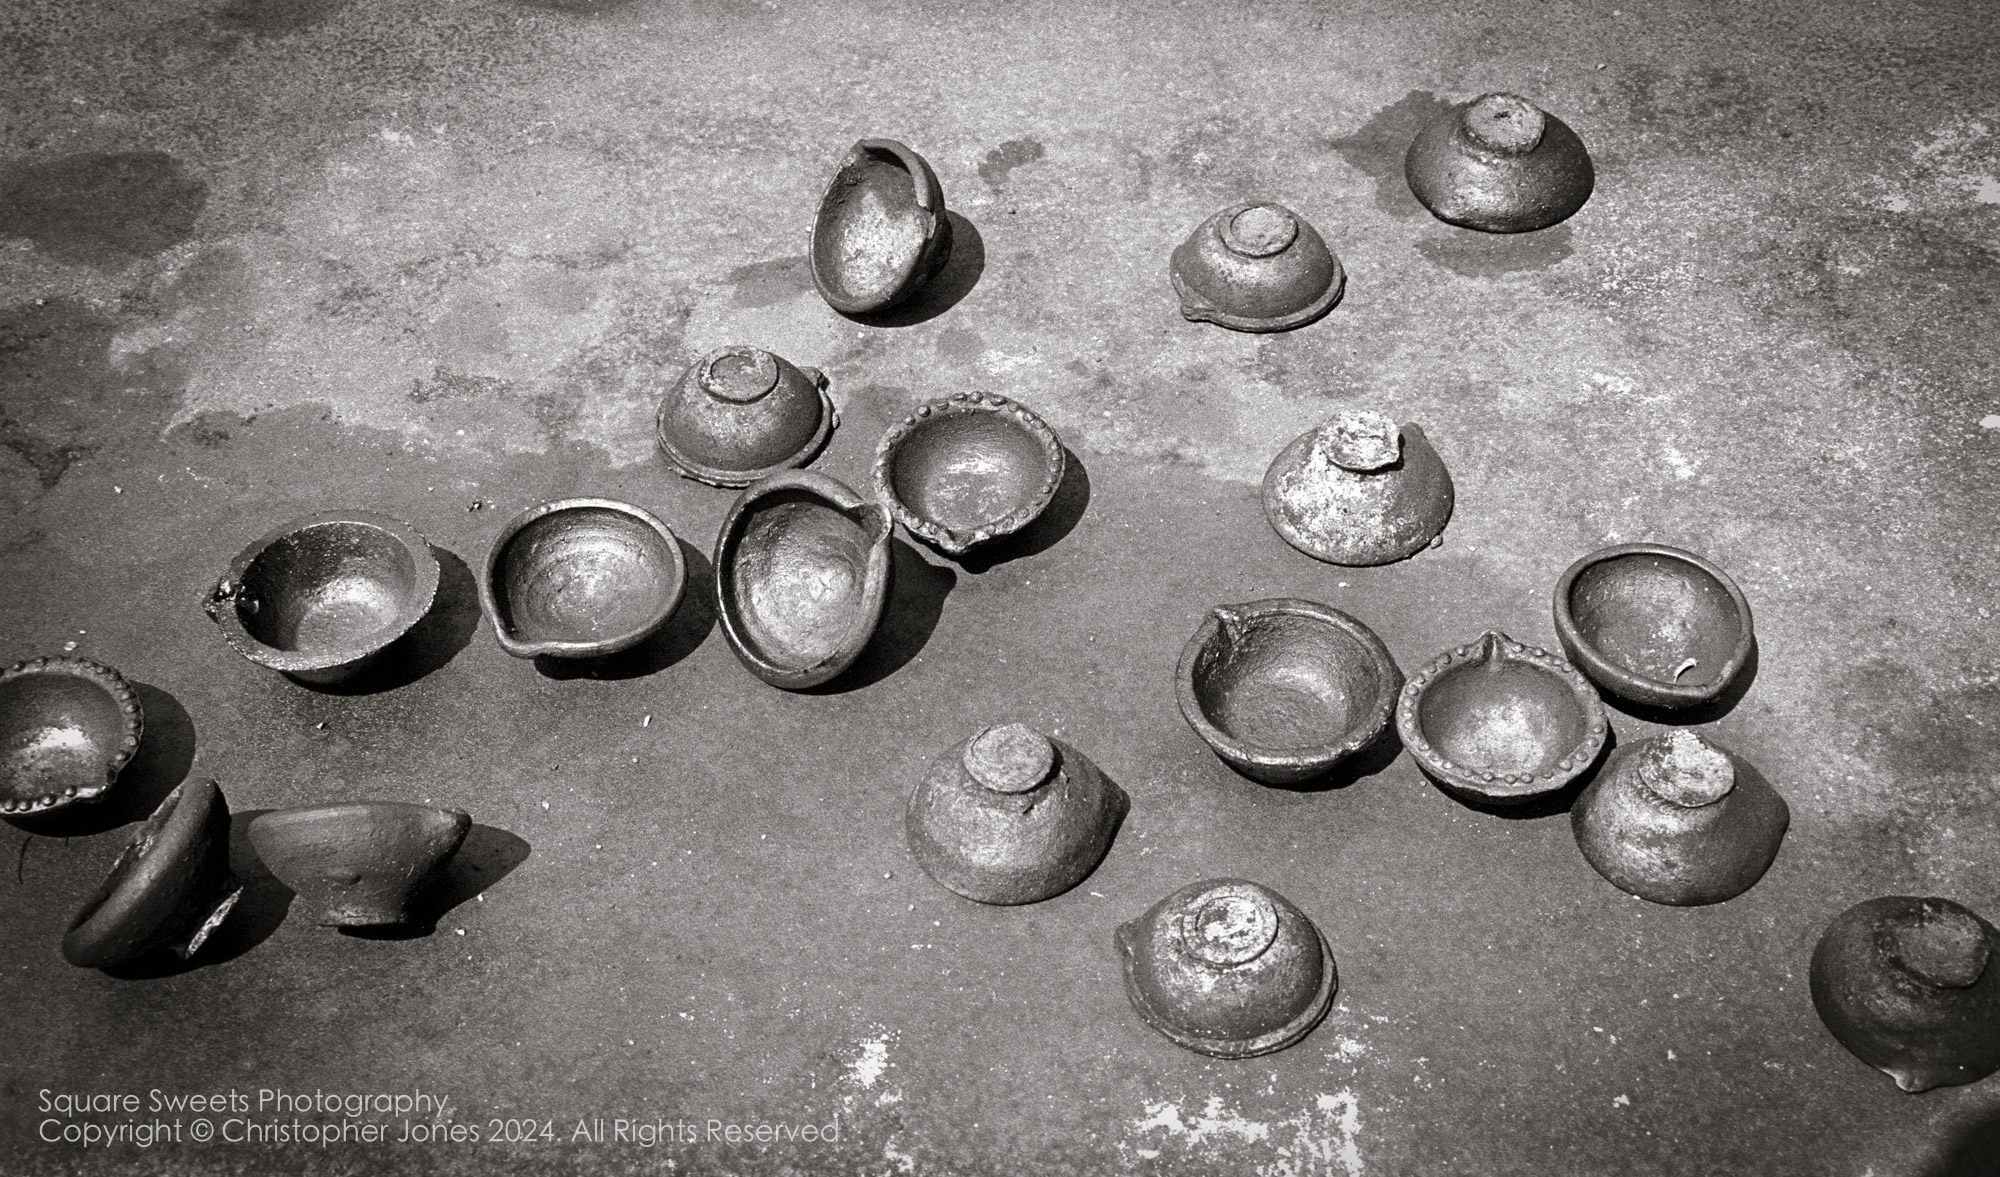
[2,0,1999,1172]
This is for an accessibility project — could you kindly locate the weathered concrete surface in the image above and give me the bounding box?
[2,0,1997,1173]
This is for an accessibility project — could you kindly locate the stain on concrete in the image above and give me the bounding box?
[0,152,207,266]
[1617,65,1773,147]
[1328,91,1453,217]
[216,0,353,35]
[1415,224,1575,276]
[509,0,634,12]
[979,139,1046,188]
[0,298,175,491]
[1836,656,2000,783]
[0,419,98,489]
[935,326,984,365]
[727,255,813,308]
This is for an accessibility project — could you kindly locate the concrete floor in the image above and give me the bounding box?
[4,0,1999,1173]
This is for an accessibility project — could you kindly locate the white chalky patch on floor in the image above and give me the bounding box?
[1980,415,2000,430]
[1131,1092,1365,1175]
[846,1034,892,1089]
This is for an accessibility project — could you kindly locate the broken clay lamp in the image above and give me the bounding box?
[714,471,892,689]
[1571,730,1789,905]
[655,345,836,488]
[1405,92,1594,233]
[481,498,686,660]
[63,778,241,969]
[248,801,471,928]
[1811,896,2000,1092]
[810,138,953,316]
[1397,631,1609,806]
[1262,410,1455,566]
[205,510,441,686]
[1117,878,1337,1058]
[905,723,1127,905]
[874,392,1066,556]
[1176,599,1403,786]
[0,656,142,817]
[1169,201,1345,332]
[1553,542,1754,711]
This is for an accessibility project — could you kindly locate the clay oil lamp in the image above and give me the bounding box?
[1116,878,1337,1058]
[1396,631,1609,807]
[905,723,1127,905]
[62,778,241,969]
[205,510,440,686]
[1175,599,1402,786]
[713,471,892,689]
[810,138,953,316]
[873,392,1065,556]
[655,345,836,488]
[1553,543,1754,712]
[1262,409,1454,566]
[248,802,471,928]
[480,498,685,661]
[1404,92,1594,232]
[1571,730,1789,905]
[1168,201,1344,332]
[1811,896,2000,1092]
[0,656,141,817]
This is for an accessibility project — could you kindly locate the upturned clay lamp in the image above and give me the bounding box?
[63,778,242,969]
[1811,896,2000,1092]
[1397,631,1609,806]
[1262,410,1455,566]
[0,656,141,817]
[905,723,1127,905]
[205,510,440,686]
[1404,91,1594,232]
[713,471,892,689]
[481,498,685,660]
[1169,201,1344,332]
[1176,599,1402,785]
[248,802,471,927]
[1553,543,1754,711]
[1117,878,1337,1058]
[655,345,836,488]
[1571,730,1789,905]
[810,138,953,315]
[873,392,1066,556]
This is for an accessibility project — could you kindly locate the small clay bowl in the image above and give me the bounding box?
[1169,201,1345,333]
[714,471,893,689]
[1263,410,1455,566]
[205,510,441,686]
[248,801,471,927]
[1176,600,1403,786]
[1405,92,1594,233]
[1397,631,1609,806]
[810,138,953,315]
[1571,730,1789,906]
[655,345,836,488]
[0,656,142,817]
[1117,878,1337,1059]
[906,723,1128,905]
[873,392,1065,556]
[481,498,685,660]
[63,778,242,969]
[1553,543,1754,711]
[1811,896,2000,1092]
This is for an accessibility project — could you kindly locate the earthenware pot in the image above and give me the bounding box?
[1262,410,1454,566]
[62,778,241,968]
[905,723,1127,905]
[1405,92,1594,232]
[1169,201,1344,332]
[1811,896,2000,1092]
[1553,543,1754,711]
[0,656,141,816]
[1571,730,1788,905]
[481,498,685,660]
[714,471,893,689]
[205,510,441,685]
[1176,600,1402,785]
[1397,631,1609,806]
[655,346,836,488]
[810,138,953,315]
[1117,878,1337,1058]
[873,392,1065,556]
[248,802,471,927]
